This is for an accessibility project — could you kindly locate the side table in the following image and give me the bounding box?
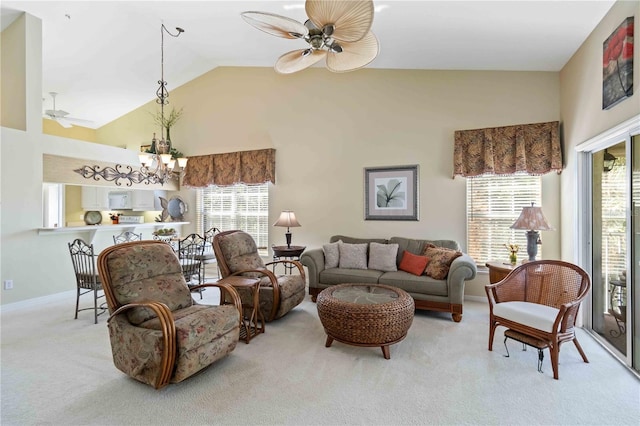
[219,275,265,344]
[485,261,517,284]
[272,245,305,274]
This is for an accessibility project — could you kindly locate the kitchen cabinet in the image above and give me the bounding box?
[81,186,110,210]
[132,191,154,211]
[132,190,166,211]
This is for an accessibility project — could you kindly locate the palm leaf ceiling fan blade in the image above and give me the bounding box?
[306,0,374,42]
[240,11,308,39]
[326,31,379,73]
[275,49,326,74]
[241,0,378,74]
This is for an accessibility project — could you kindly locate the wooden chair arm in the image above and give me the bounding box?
[189,282,244,325]
[108,301,176,389]
[227,268,279,321]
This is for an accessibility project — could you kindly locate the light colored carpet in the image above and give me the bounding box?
[1,289,638,426]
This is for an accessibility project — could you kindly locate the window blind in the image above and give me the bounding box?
[467,175,542,264]
[197,183,269,252]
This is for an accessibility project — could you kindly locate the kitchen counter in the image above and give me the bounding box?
[38,222,189,244]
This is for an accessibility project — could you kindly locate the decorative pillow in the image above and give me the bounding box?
[368,242,399,272]
[323,240,342,269]
[398,251,430,276]
[423,243,462,280]
[338,243,368,269]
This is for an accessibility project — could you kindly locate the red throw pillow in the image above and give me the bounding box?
[399,251,430,276]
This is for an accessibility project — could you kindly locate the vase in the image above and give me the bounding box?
[509,252,517,265]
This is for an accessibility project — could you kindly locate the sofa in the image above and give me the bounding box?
[300,235,477,322]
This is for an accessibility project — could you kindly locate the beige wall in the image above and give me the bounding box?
[559,0,640,260]
[99,67,562,298]
[1,14,28,130]
[9,0,633,305]
[42,118,97,142]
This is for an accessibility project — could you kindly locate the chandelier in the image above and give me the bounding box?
[137,23,188,185]
[73,25,188,187]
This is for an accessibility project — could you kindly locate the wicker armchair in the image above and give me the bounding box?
[97,240,243,389]
[485,260,591,379]
[213,230,306,322]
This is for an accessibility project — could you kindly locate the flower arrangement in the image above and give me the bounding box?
[504,243,519,265]
[109,213,122,224]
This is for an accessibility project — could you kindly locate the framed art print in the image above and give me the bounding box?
[364,165,418,221]
[603,16,634,110]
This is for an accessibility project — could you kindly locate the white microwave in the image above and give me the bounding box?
[108,192,132,210]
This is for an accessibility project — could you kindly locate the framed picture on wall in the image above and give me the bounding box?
[364,165,418,221]
[602,16,634,110]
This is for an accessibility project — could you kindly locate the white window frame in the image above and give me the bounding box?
[466,174,542,265]
[197,183,269,256]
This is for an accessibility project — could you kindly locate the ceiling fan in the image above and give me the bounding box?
[43,92,93,128]
[241,0,379,74]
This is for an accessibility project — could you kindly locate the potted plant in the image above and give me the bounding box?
[109,213,122,224]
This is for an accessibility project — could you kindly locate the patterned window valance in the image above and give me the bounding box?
[453,121,562,178]
[182,148,276,187]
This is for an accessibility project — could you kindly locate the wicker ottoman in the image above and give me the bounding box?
[316,283,415,359]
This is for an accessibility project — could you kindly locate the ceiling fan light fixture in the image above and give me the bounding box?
[242,0,378,74]
[322,24,335,36]
[306,0,374,43]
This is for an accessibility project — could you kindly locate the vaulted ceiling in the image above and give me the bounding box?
[0,1,615,128]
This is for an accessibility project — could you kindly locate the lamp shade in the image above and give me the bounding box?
[510,203,553,231]
[273,211,301,228]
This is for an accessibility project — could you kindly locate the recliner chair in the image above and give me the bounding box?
[97,240,243,389]
[213,230,306,322]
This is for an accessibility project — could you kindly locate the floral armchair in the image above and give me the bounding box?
[213,230,306,322]
[97,240,243,389]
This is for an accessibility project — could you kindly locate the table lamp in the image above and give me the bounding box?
[510,202,553,262]
[273,210,301,248]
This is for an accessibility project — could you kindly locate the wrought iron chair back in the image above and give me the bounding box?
[113,231,143,245]
[178,233,206,297]
[198,227,221,279]
[68,238,106,324]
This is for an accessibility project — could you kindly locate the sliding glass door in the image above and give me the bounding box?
[631,135,639,372]
[584,131,638,375]
[591,142,628,357]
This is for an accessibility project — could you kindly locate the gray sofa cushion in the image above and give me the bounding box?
[323,240,342,269]
[330,235,388,247]
[378,271,449,297]
[368,242,399,272]
[338,243,368,269]
[320,268,383,285]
